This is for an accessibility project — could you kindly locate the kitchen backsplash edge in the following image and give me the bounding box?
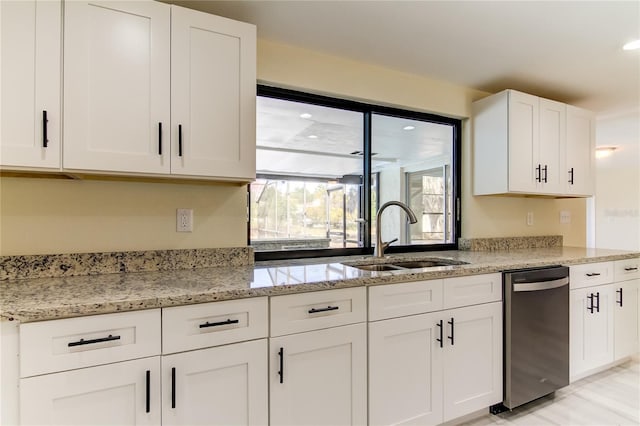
[458,235,563,251]
[0,247,254,281]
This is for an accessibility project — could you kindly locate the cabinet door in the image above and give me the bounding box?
[20,357,161,426]
[508,91,539,193]
[369,312,443,426]
[0,0,61,169]
[443,302,502,422]
[538,98,565,194]
[162,339,268,426]
[63,1,170,174]
[565,105,595,196]
[171,5,256,179]
[614,279,639,360]
[570,285,614,380]
[270,323,367,426]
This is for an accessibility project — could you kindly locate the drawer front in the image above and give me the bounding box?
[570,262,614,289]
[443,273,502,309]
[20,309,161,378]
[368,279,443,321]
[614,258,640,282]
[162,297,268,354]
[270,287,366,336]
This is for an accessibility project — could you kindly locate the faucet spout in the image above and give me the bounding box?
[374,201,418,258]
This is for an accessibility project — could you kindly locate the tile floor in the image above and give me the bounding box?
[459,359,640,425]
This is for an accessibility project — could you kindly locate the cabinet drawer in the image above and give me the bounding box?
[20,309,161,378]
[162,297,268,354]
[443,273,502,309]
[614,258,640,282]
[570,262,614,289]
[270,287,366,336]
[368,279,443,321]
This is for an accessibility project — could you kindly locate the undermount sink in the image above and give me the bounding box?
[346,258,468,272]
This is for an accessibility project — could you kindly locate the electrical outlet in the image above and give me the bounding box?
[176,208,193,232]
[526,212,534,226]
[560,210,571,224]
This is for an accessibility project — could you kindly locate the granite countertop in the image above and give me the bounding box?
[1,246,638,323]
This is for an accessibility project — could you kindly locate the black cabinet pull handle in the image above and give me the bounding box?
[447,318,454,345]
[42,110,48,148]
[587,293,594,313]
[145,370,151,413]
[308,305,339,314]
[535,164,541,183]
[542,165,548,183]
[616,288,623,307]
[585,272,601,277]
[568,167,574,185]
[436,320,443,348]
[199,318,239,328]
[68,334,121,347]
[624,267,638,271]
[171,367,176,409]
[178,124,183,157]
[278,347,284,384]
[595,292,600,313]
[158,122,162,155]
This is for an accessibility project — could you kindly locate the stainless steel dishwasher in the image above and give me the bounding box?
[491,265,570,413]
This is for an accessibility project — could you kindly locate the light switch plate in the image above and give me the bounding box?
[560,210,571,224]
[177,208,193,232]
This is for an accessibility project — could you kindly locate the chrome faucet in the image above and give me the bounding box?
[374,201,418,258]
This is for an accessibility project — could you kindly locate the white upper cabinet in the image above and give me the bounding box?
[171,6,256,180]
[473,89,593,197]
[565,105,595,196]
[1,0,61,170]
[63,0,171,174]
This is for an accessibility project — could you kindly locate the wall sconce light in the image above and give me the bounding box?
[595,146,617,159]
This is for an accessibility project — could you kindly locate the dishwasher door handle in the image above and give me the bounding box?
[513,277,569,292]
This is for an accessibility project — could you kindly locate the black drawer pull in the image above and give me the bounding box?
[199,318,239,328]
[585,272,601,277]
[146,370,151,413]
[158,122,162,155]
[542,165,548,183]
[42,110,48,148]
[436,320,443,348]
[68,334,121,347]
[171,367,176,409]
[447,318,455,345]
[278,347,284,384]
[178,124,183,157]
[568,167,574,185]
[308,305,339,314]
[535,164,541,183]
[616,288,623,307]
[587,293,594,313]
[624,267,638,271]
[595,292,600,313]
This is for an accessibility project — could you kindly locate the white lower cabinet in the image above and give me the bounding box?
[270,323,367,426]
[161,339,268,426]
[368,277,502,426]
[20,357,161,426]
[570,284,615,379]
[613,279,639,360]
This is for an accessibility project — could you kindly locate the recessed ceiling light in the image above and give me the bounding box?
[308,135,318,139]
[595,146,617,158]
[403,125,415,131]
[623,39,640,50]
[300,113,312,119]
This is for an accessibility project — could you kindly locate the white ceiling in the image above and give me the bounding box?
[171,0,640,116]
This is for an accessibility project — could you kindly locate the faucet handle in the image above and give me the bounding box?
[382,238,398,249]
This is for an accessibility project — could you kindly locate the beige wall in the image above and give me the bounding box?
[0,38,588,255]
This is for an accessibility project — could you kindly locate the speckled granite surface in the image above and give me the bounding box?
[1,247,638,323]
[458,235,563,251]
[0,247,253,281]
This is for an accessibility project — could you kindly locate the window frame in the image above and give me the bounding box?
[252,84,462,261]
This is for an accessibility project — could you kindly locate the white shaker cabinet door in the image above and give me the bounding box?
[162,339,268,426]
[565,105,595,196]
[20,357,161,426]
[63,0,170,174]
[270,323,367,426]
[368,312,444,426]
[507,90,539,193]
[170,5,256,180]
[0,0,61,169]
[538,98,565,195]
[443,302,502,422]
[613,279,639,360]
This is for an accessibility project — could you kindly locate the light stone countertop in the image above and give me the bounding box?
[1,246,638,323]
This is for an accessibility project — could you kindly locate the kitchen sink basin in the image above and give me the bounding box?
[346,258,468,271]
